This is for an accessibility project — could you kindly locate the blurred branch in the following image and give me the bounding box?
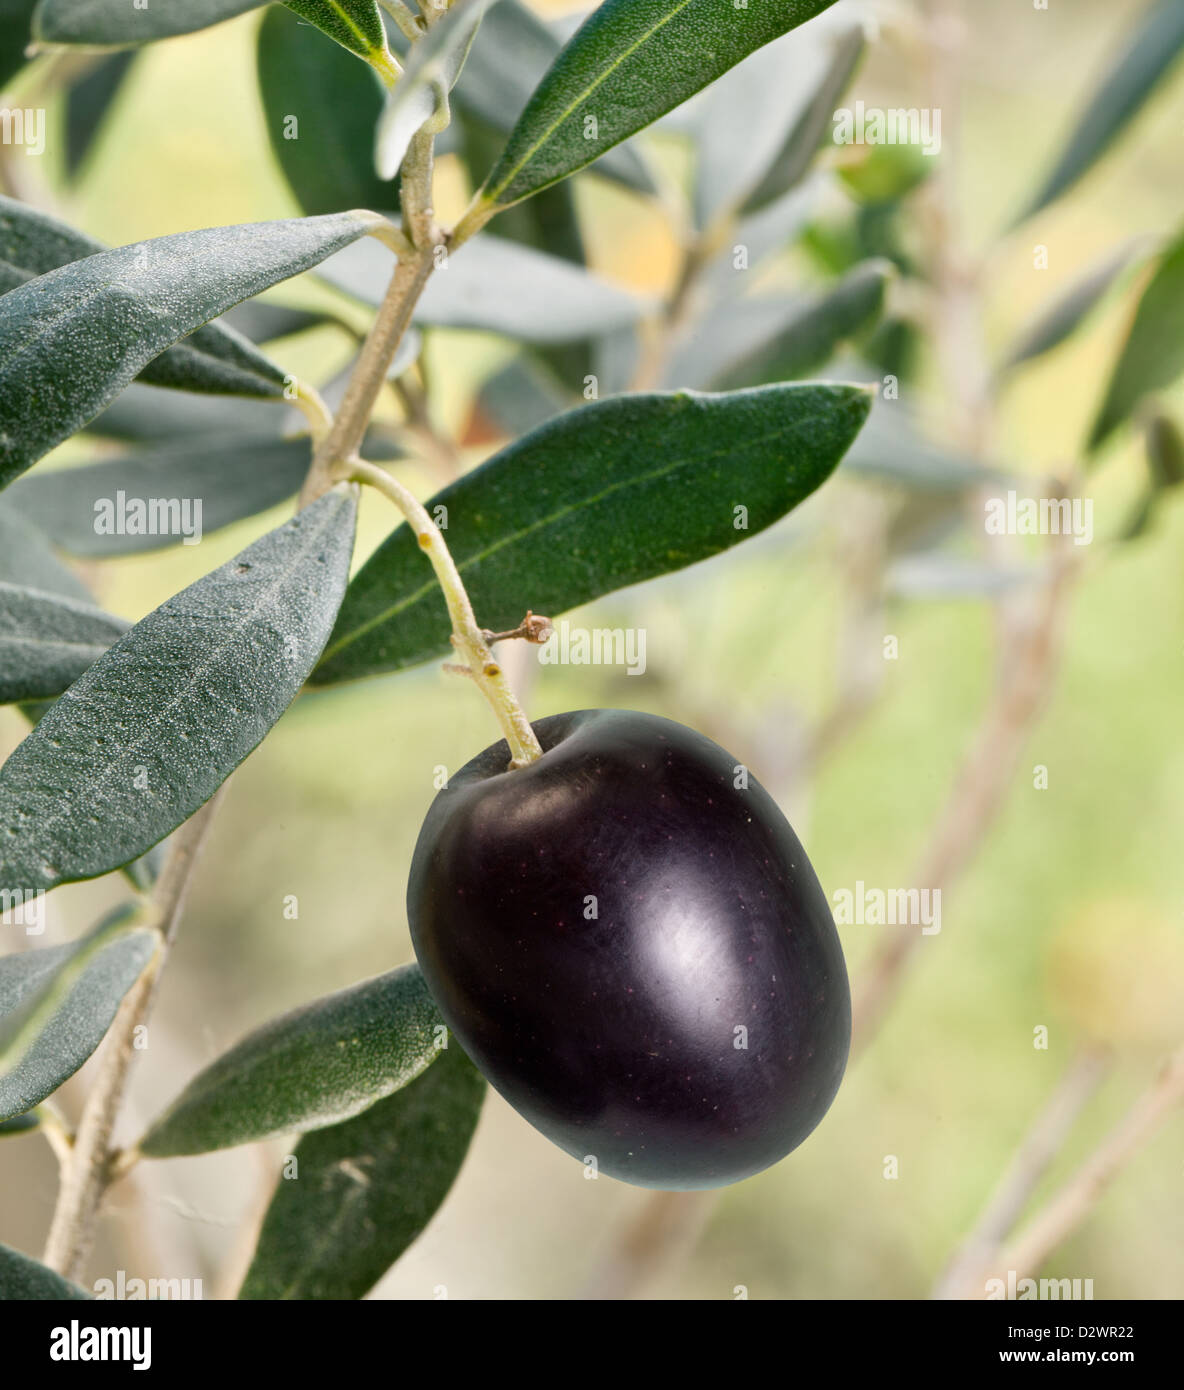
[43,792,224,1281]
[977,1044,1184,1294]
[851,538,1080,1051]
[933,1045,1110,1299]
[579,1190,717,1300]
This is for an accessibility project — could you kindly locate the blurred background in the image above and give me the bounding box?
[1,0,1182,1299]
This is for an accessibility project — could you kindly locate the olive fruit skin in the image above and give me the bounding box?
[407,709,850,1189]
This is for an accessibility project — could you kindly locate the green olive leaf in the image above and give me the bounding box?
[321,231,651,344]
[1089,229,1184,451]
[0,208,377,492]
[693,21,862,227]
[453,0,654,195]
[5,435,313,558]
[0,487,357,895]
[0,1241,90,1300]
[0,2,38,87]
[239,1043,485,1300]
[666,260,894,390]
[0,905,158,1121]
[999,239,1148,375]
[1016,0,1184,223]
[0,196,292,405]
[0,501,91,602]
[64,51,139,179]
[476,0,839,210]
[0,584,128,704]
[282,1,390,65]
[139,964,445,1157]
[312,382,873,686]
[33,0,262,46]
[258,5,398,215]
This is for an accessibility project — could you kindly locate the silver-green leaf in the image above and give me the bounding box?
[322,232,651,343]
[0,1241,90,1300]
[0,487,357,895]
[1017,0,1184,223]
[0,584,128,704]
[0,210,377,492]
[0,196,292,404]
[139,963,445,1157]
[0,906,158,1121]
[1089,229,1184,451]
[5,435,313,557]
[239,1043,485,1300]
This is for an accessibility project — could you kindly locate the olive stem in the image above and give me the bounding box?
[346,458,543,767]
[43,793,224,1280]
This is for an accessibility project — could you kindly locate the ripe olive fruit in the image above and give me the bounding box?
[407,709,850,1189]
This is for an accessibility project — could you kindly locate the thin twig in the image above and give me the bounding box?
[42,793,224,1280]
[981,1045,1184,1293]
[348,459,543,766]
[851,542,1080,1052]
[933,1046,1110,1299]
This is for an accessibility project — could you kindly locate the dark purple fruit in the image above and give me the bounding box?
[407,709,850,1189]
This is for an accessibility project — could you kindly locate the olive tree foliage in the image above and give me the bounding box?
[0,0,1181,1299]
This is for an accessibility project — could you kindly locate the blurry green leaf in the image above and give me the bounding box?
[283,1,390,64]
[454,0,653,195]
[258,5,397,216]
[141,964,444,1157]
[85,386,291,444]
[999,240,1145,374]
[699,178,821,302]
[323,232,650,343]
[6,435,312,557]
[0,488,356,894]
[0,2,37,87]
[1146,412,1184,488]
[374,0,491,180]
[702,260,894,390]
[239,1043,485,1300]
[34,0,262,45]
[744,24,864,214]
[1089,230,1184,450]
[64,51,138,179]
[841,404,1002,493]
[222,300,340,344]
[477,0,838,209]
[0,584,127,703]
[0,502,90,602]
[477,355,571,437]
[0,1242,90,1300]
[0,1110,39,1136]
[0,209,377,491]
[313,382,872,685]
[0,906,158,1121]
[692,29,829,229]
[0,196,292,405]
[460,110,586,266]
[1018,0,1184,222]
[835,139,933,206]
